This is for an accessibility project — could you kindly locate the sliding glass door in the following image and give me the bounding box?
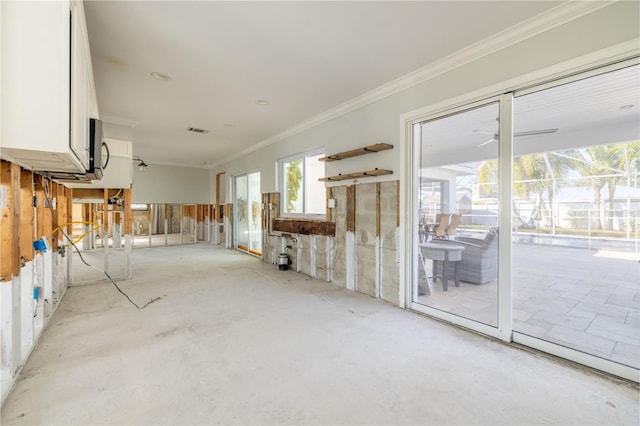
[413,100,502,330]
[410,60,639,380]
[234,171,262,256]
[511,64,640,372]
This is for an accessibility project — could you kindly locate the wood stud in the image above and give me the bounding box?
[124,188,132,235]
[20,169,35,263]
[346,185,356,233]
[1,161,21,280]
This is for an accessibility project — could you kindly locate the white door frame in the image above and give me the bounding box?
[399,48,640,382]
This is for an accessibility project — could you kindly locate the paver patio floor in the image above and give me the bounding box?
[417,242,640,369]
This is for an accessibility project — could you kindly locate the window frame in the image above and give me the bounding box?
[278,148,326,219]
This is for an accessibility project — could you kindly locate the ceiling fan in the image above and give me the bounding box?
[474,128,558,147]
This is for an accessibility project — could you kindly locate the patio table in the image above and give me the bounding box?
[419,241,465,291]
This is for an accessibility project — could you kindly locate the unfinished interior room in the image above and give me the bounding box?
[1,1,639,424]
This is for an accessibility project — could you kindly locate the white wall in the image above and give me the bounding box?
[210,2,639,194]
[1,250,66,405]
[132,164,211,204]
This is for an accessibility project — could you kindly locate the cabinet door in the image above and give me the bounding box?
[69,0,92,170]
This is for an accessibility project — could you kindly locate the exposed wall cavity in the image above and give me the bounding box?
[260,181,400,304]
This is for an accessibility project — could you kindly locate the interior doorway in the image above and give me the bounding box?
[234,171,262,256]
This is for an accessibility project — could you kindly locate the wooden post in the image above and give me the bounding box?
[124,189,132,235]
[376,182,381,238]
[34,175,46,241]
[56,185,73,245]
[216,172,225,221]
[42,180,53,249]
[0,161,21,280]
[346,185,356,233]
[49,182,59,250]
[103,188,109,237]
[66,186,72,238]
[397,180,400,227]
[19,170,35,263]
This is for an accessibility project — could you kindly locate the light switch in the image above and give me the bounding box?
[327,198,336,209]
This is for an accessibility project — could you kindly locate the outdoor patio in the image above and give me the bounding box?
[417,241,640,369]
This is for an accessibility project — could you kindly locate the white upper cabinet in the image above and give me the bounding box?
[0,0,98,173]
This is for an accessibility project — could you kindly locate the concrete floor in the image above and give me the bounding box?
[2,244,638,425]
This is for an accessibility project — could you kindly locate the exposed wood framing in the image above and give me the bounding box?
[346,185,356,233]
[376,182,381,238]
[66,185,72,239]
[20,169,35,262]
[326,188,332,222]
[103,189,109,237]
[72,188,121,200]
[216,172,225,220]
[396,180,400,227]
[124,189,132,235]
[50,182,59,250]
[82,203,90,223]
[272,219,336,236]
[261,194,269,231]
[34,175,46,241]
[56,184,69,245]
[42,179,52,249]
[1,161,21,280]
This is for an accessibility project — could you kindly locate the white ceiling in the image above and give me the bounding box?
[84,1,566,168]
[419,64,640,167]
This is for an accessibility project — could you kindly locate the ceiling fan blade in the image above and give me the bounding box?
[474,128,557,148]
[476,137,496,147]
[472,128,495,135]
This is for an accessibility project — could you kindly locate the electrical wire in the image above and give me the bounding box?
[101,141,110,170]
[38,174,160,310]
[53,221,100,248]
[68,237,160,310]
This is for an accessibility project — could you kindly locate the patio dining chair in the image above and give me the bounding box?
[433,213,450,239]
[446,214,461,239]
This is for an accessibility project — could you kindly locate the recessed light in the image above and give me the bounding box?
[150,71,171,82]
[620,104,634,110]
[255,100,270,106]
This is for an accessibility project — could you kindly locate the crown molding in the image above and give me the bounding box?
[212,1,615,168]
[136,159,211,170]
[101,114,138,128]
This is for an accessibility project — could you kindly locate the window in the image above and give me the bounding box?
[280,150,326,217]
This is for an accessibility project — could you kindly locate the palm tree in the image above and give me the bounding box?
[563,148,609,230]
[565,142,639,231]
[604,141,640,230]
[478,153,570,228]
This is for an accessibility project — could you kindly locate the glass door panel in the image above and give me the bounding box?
[234,172,262,256]
[234,175,250,252]
[512,64,640,369]
[248,172,262,255]
[414,101,500,328]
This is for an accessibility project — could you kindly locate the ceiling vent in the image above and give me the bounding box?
[187,127,210,134]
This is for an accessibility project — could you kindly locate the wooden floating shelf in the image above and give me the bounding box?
[319,143,393,162]
[319,169,393,182]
